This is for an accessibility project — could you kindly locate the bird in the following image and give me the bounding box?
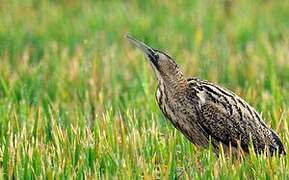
[127,35,285,156]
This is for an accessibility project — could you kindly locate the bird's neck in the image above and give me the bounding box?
[158,70,187,96]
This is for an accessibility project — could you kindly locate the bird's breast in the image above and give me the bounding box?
[155,86,209,146]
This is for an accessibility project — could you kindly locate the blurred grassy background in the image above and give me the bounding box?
[1,0,289,179]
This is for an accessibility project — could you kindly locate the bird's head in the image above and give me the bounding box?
[127,35,186,91]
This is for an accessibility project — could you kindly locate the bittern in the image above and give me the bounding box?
[127,35,285,155]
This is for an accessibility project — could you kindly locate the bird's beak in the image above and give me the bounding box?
[127,35,157,63]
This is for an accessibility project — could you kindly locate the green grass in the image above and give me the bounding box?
[1,0,289,179]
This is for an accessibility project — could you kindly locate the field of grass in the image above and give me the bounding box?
[1,0,289,179]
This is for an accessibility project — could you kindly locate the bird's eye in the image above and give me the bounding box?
[154,53,159,60]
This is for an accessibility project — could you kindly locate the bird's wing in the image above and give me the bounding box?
[187,78,285,154]
[197,101,258,152]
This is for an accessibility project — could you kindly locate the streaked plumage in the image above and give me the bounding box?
[127,35,285,155]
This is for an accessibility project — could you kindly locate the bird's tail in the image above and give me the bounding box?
[270,129,286,155]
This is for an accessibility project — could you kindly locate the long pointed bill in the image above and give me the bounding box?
[127,35,157,62]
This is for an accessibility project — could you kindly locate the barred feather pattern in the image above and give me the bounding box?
[156,77,285,155]
[126,35,285,155]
